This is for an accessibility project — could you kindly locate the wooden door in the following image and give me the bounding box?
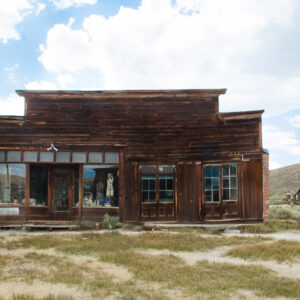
[51,168,72,220]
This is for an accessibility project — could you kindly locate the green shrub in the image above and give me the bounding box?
[102,213,120,230]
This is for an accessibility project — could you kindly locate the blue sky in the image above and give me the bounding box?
[0,0,300,170]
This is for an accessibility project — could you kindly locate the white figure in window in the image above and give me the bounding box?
[106,173,114,197]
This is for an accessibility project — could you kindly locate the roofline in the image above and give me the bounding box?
[218,110,264,120]
[16,88,227,99]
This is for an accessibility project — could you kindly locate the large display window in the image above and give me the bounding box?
[0,164,25,205]
[83,165,119,207]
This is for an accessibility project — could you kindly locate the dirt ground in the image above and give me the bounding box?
[0,229,299,300]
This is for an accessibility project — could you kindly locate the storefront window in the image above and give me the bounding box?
[83,165,119,207]
[73,167,79,207]
[29,165,48,206]
[0,164,25,205]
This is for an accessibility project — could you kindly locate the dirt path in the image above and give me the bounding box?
[139,246,300,280]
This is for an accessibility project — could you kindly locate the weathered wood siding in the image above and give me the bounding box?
[0,90,265,222]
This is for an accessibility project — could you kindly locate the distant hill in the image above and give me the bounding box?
[270,163,300,196]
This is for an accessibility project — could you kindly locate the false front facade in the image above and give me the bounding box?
[0,89,269,223]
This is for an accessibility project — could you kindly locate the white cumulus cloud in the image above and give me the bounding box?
[289,115,300,128]
[37,0,299,117]
[0,94,25,115]
[0,0,45,43]
[50,0,97,10]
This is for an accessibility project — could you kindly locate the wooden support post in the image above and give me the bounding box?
[25,164,30,221]
[78,165,83,222]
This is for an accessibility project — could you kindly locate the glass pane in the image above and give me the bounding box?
[222,165,229,176]
[230,164,237,175]
[204,166,211,177]
[83,165,119,207]
[212,166,219,177]
[222,189,229,201]
[159,179,165,190]
[54,177,69,211]
[30,165,48,206]
[149,178,156,190]
[213,190,219,202]
[40,151,54,162]
[73,167,79,207]
[140,166,156,174]
[0,151,5,162]
[142,191,148,202]
[231,177,237,188]
[142,179,148,190]
[105,152,119,163]
[167,179,173,190]
[24,151,38,162]
[149,191,156,202]
[158,166,174,174]
[7,151,21,162]
[205,178,211,189]
[0,164,25,205]
[223,178,229,188]
[56,152,70,163]
[230,189,237,200]
[205,190,212,202]
[72,152,86,163]
[213,178,219,189]
[159,191,173,203]
[88,152,103,163]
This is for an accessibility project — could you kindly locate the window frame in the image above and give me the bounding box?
[140,165,175,205]
[204,163,238,203]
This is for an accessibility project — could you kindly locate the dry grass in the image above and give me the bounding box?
[4,231,269,254]
[0,232,299,299]
[227,240,300,263]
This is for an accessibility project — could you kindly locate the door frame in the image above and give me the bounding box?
[50,166,74,220]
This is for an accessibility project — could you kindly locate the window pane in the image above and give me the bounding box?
[159,179,165,190]
[0,164,25,206]
[149,178,156,190]
[158,166,174,174]
[142,179,148,190]
[205,178,211,189]
[230,189,237,200]
[40,151,54,162]
[167,179,173,190]
[222,189,229,201]
[56,152,70,163]
[222,165,229,176]
[205,191,212,202]
[72,152,86,163]
[149,191,156,202]
[223,178,229,188]
[30,165,48,206]
[204,166,211,177]
[105,152,119,163]
[213,190,219,202]
[142,192,148,202]
[230,164,237,175]
[24,151,38,162]
[213,178,219,189]
[212,166,219,177]
[83,165,119,207]
[140,166,156,174]
[0,151,5,162]
[231,177,237,188]
[7,151,21,162]
[88,152,103,163]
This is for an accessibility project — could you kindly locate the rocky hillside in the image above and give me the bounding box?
[270,163,300,196]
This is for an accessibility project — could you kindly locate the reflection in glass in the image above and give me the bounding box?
[83,165,119,207]
[40,151,54,162]
[7,151,21,162]
[0,164,25,205]
[24,151,38,162]
[56,152,70,163]
[0,151,5,162]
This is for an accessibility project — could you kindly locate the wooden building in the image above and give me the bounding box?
[293,189,300,205]
[0,89,269,223]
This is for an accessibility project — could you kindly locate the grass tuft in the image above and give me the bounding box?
[227,240,300,263]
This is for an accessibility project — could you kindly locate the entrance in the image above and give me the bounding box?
[51,167,73,220]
